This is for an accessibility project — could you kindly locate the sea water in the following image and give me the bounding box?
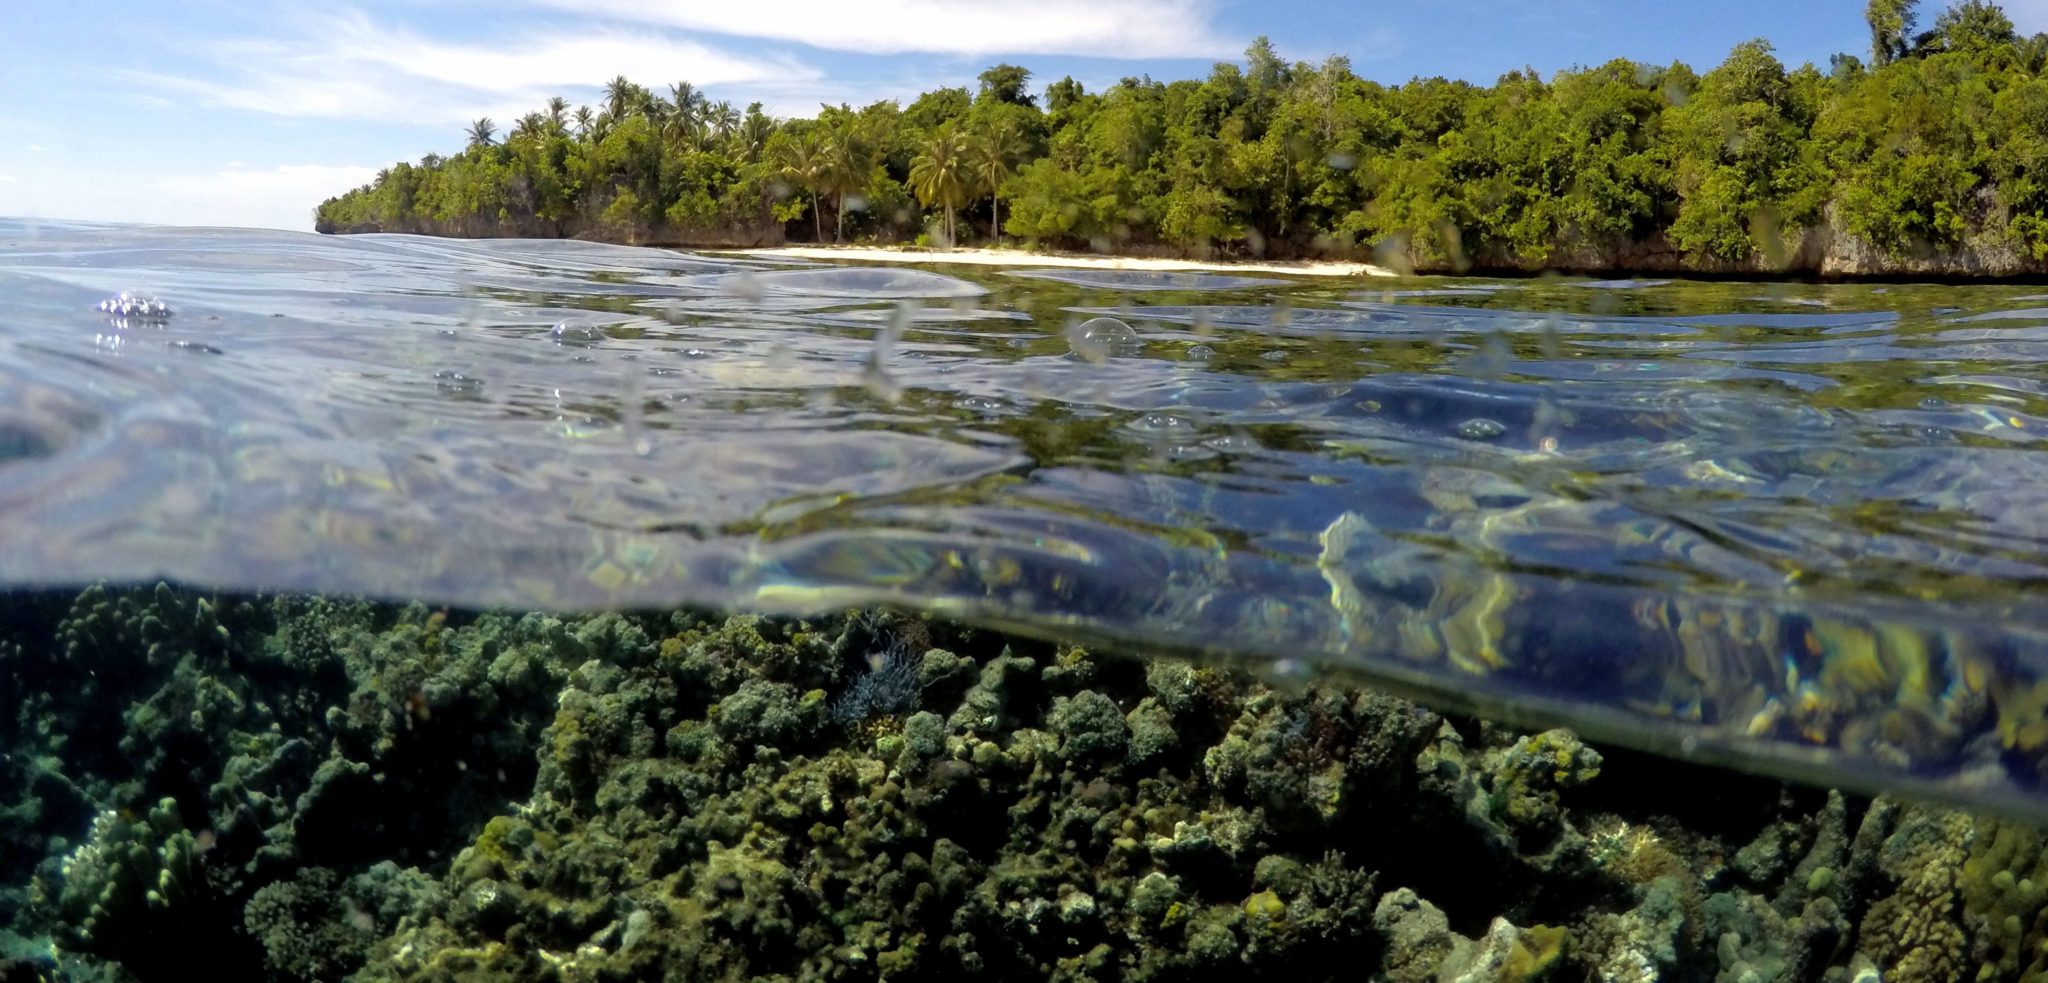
[4,218,2048,978]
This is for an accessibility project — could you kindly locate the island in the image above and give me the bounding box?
[317,1,2048,277]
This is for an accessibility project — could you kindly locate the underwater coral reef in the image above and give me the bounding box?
[0,584,2042,981]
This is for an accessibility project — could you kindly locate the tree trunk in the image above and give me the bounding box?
[812,193,823,243]
[992,194,1001,246]
[945,205,955,246]
[836,191,846,242]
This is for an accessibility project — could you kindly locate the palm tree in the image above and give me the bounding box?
[603,75,635,120]
[910,123,971,246]
[512,112,548,140]
[710,100,741,146]
[772,129,831,242]
[545,96,570,134]
[465,117,496,149]
[739,103,775,163]
[573,105,595,140]
[821,119,874,242]
[967,120,1025,244]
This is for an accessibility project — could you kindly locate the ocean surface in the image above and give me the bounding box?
[5,217,2048,815]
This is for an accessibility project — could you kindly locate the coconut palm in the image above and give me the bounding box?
[910,123,972,245]
[545,96,570,134]
[465,117,496,149]
[967,120,1025,244]
[821,119,875,242]
[512,112,548,140]
[772,128,831,242]
[572,105,595,140]
[670,82,705,120]
[603,75,635,119]
[738,103,775,163]
[710,100,741,145]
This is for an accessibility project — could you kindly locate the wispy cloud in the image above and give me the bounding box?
[126,8,817,126]
[519,0,1236,58]
[0,162,380,230]
[154,163,383,229]
[0,175,16,184]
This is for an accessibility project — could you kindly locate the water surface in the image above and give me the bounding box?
[5,218,2048,813]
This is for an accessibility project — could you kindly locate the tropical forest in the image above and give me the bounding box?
[315,0,2048,275]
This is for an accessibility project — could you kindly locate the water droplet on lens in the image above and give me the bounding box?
[1456,418,1507,440]
[551,319,603,346]
[1185,344,1215,361]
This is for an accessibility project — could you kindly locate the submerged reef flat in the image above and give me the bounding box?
[1,586,2047,981]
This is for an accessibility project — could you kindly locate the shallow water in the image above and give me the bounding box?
[4,218,2048,813]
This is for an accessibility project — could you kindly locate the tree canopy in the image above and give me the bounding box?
[317,10,2048,272]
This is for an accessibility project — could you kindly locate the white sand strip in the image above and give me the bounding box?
[711,245,1396,278]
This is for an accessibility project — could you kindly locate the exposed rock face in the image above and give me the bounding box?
[1405,214,2048,278]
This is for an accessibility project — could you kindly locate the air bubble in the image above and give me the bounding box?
[551,319,603,346]
[1456,418,1507,440]
[1066,316,1139,362]
[1129,412,1197,435]
[433,369,485,396]
[956,395,1008,413]
[96,292,173,321]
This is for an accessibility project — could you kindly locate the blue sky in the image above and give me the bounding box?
[5,1,2045,232]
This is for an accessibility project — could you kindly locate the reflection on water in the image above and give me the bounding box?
[4,218,2048,813]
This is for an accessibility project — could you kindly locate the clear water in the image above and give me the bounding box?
[5,218,2048,813]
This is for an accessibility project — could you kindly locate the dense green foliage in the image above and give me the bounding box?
[317,4,2048,272]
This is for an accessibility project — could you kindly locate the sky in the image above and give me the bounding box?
[5,0,2047,233]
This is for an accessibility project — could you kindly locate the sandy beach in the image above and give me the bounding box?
[718,244,1397,278]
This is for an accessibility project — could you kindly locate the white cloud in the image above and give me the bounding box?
[0,175,14,183]
[521,0,1234,58]
[9,164,371,231]
[0,161,378,230]
[127,9,815,126]
[26,145,43,152]
[152,163,382,230]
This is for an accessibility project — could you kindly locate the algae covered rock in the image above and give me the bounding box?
[11,591,2048,983]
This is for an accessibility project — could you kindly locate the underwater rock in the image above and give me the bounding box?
[1857,804,1973,982]
[10,593,2048,981]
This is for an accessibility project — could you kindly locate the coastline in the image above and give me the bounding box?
[710,243,1398,278]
